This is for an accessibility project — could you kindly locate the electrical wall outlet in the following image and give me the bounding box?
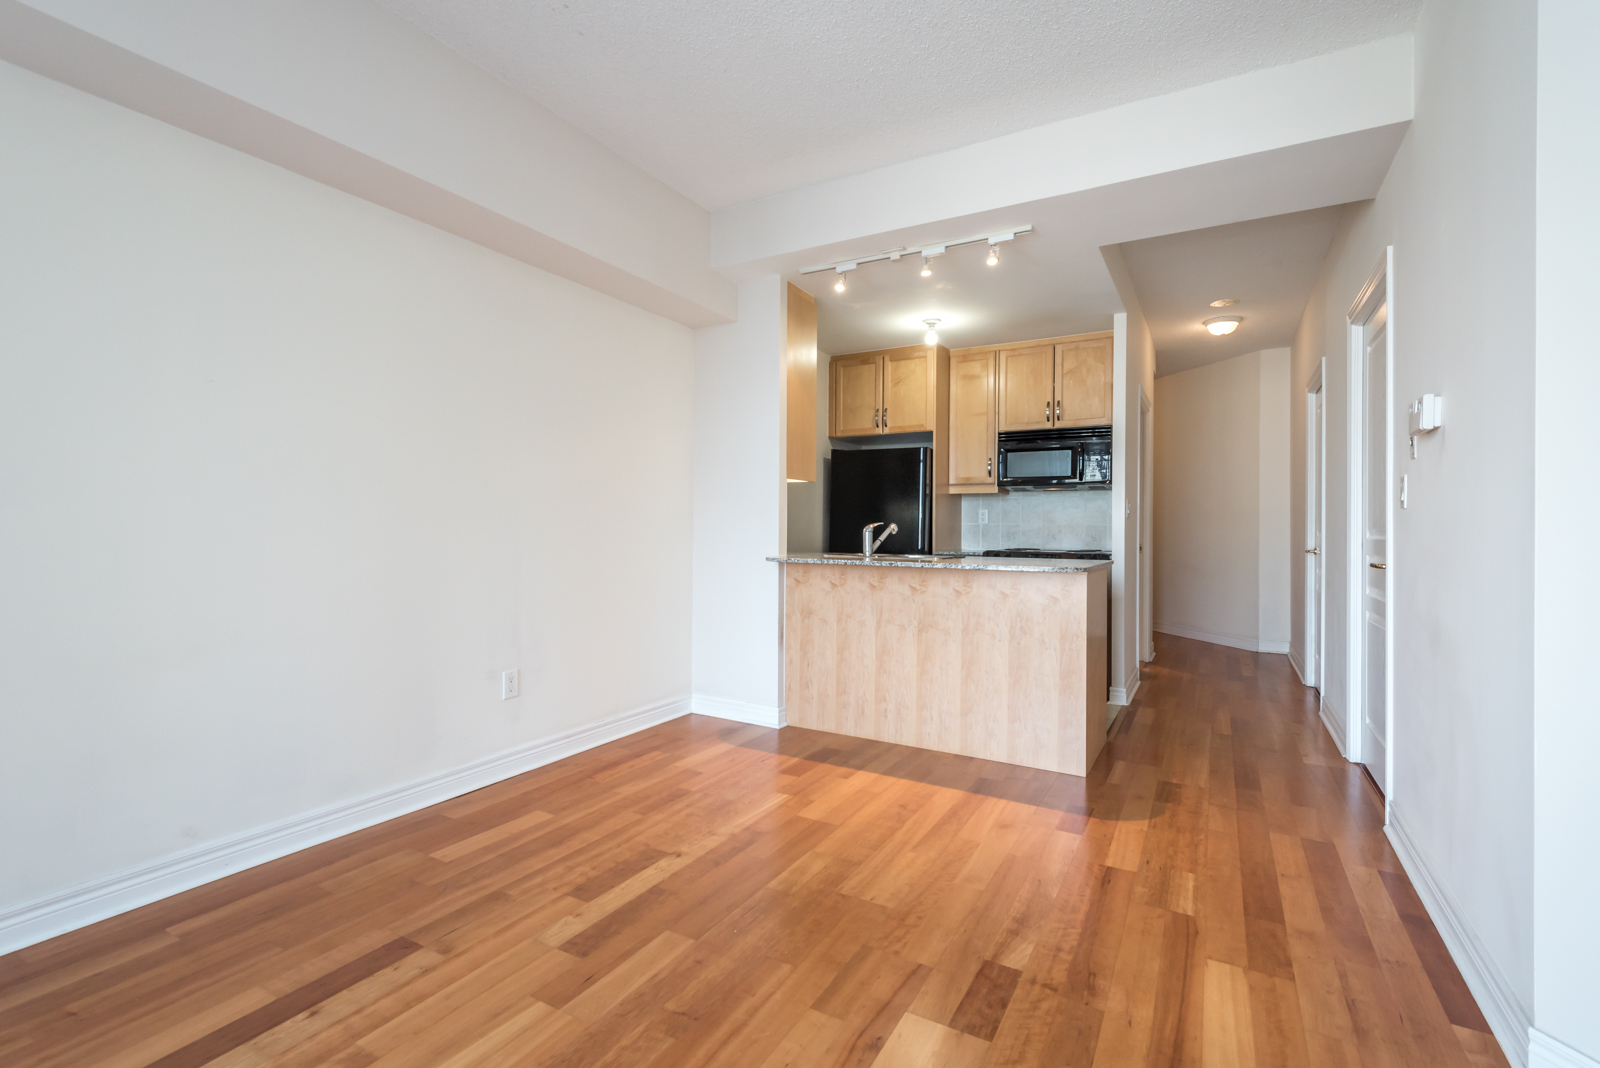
[979,509,989,524]
[501,669,519,700]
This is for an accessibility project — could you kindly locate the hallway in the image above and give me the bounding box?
[0,637,1505,1068]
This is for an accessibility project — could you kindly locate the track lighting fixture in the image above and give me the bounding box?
[799,228,1030,286]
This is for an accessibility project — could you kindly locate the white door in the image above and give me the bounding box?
[1140,393,1154,662]
[1361,305,1389,792]
[1306,383,1324,689]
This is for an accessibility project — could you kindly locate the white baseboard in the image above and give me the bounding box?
[1386,808,1531,1068]
[1318,695,1349,760]
[1288,647,1307,684]
[1108,665,1141,706]
[1152,623,1289,654]
[0,695,691,958]
[692,694,785,729]
[1530,1030,1600,1068]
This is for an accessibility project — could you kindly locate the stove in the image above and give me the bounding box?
[978,548,1112,561]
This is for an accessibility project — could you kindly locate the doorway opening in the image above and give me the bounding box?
[1303,362,1325,693]
[1139,387,1154,663]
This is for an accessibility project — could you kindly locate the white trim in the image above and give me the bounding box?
[1386,808,1531,1068]
[0,695,691,957]
[1530,1030,1600,1068]
[1153,623,1290,655]
[1318,694,1350,760]
[1288,647,1308,685]
[692,694,786,729]
[1108,664,1142,707]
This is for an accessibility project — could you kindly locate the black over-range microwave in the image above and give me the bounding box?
[997,426,1112,489]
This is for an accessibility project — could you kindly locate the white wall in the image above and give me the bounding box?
[690,278,785,723]
[0,60,695,938]
[1258,351,1292,648]
[1153,350,1290,653]
[0,0,735,326]
[1287,0,1537,1055]
[1110,311,1156,701]
[1531,0,1600,1063]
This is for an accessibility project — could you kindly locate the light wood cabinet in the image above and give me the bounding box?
[998,343,1057,432]
[828,345,940,437]
[785,283,817,482]
[948,347,997,487]
[883,348,933,432]
[1056,335,1114,427]
[996,331,1113,432]
[830,353,881,438]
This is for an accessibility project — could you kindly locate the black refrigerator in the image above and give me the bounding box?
[827,447,933,555]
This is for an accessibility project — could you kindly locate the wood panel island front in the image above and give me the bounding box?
[771,554,1110,776]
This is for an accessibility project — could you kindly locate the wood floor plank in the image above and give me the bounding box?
[1,649,1512,1068]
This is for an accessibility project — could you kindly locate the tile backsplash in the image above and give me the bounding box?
[960,489,1113,553]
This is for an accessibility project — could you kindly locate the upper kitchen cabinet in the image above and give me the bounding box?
[830,352,881,437]
[828,345,944,437]
[1055,334,1114,427]
[998,343,1057,432]
[785,283,818,482]
[948,347,997,487]
[996,331,1113,432]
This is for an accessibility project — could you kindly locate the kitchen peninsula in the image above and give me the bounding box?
[770,553,1109,775]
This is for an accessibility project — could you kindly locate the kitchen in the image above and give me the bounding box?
[772,231,1134,777]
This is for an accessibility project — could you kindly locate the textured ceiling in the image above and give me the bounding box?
[371,0,1421,210]
[1117,206,1346,378]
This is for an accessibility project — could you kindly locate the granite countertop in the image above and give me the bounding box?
[768,553,1112,573]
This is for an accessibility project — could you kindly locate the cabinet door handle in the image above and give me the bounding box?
[987,457,993,477]
[873,408,879,428]
[1045,401,1051,423]
[1056,399,1061,420]
[883,407,888,428]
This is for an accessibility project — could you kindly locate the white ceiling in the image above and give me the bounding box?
[1117,207,1346,377]
[371,0,1421,211]
[785,123,1401,356]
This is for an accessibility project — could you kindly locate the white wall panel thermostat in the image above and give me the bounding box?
[1410,394,1443,434]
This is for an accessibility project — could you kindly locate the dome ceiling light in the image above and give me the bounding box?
[1204,315,1243,336]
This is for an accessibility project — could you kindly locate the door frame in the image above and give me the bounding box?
[1139,386,1154,662]
[1346,248,1395,824]
[1303,361,1325,691]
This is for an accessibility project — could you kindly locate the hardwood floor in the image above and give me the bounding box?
[0,636,1507,1067]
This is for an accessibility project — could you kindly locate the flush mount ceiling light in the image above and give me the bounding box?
[800,227,1031,284]
[1204,315,1243,335]
[1209,297,1240,307]
[923,319,941,345]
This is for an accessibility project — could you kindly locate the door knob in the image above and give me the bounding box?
[1304,548,1320,554]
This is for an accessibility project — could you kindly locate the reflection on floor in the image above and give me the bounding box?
[0,636,1506,1067]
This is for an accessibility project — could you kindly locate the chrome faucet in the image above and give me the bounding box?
[862,521,898,557]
